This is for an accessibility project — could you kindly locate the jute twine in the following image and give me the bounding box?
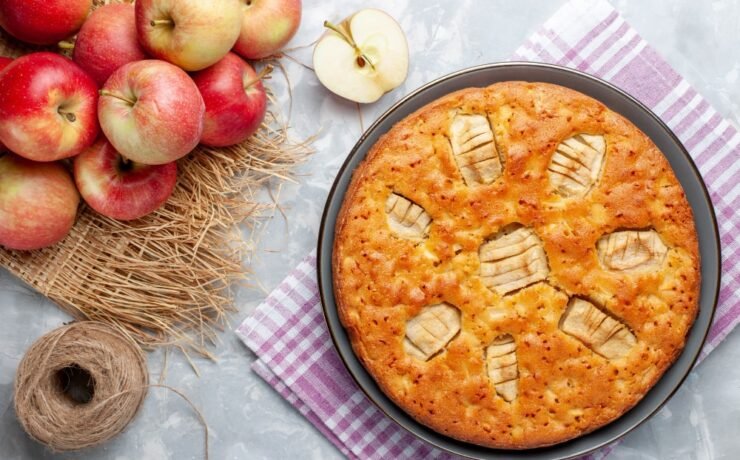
[14,321,148,451]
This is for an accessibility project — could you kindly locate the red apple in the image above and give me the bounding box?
[192,53,267,147]
[98,60,204,165]
[74,139,177,221]
[73,3,148,87]
[0,56,11,71]
[0,0,91,45]
[0,52,99,162]
[233,0,301,60]
[0,56,12,153]
[0,154,79,250]
[136,0,242,71]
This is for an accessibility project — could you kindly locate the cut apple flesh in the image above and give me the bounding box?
[597,229,668,272]
[349,11,407,90]
[559,298,636,359]
[479,225,550,295]
[449,114,503,185]
[385,192,432,240]
[404,303,461,361]
[486,334,519,402]
[314,9,408,103]
[548,134,606,197]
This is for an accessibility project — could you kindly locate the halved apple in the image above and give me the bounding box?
[313,9,408,104]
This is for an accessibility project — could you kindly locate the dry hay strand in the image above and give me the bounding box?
[0,2,314,356]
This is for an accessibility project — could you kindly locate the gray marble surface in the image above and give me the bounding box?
[2,0,739,458]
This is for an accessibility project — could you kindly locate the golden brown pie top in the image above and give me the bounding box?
[332,82,699,449]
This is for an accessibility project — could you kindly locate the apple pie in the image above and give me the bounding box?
[332,82,700,449]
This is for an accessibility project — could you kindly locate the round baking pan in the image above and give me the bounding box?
[317,62,721,459]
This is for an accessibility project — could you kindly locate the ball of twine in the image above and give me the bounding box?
[14,321,148,451]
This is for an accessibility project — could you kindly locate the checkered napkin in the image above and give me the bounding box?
[237,0,740,458]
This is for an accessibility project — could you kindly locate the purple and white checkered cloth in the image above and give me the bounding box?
[237,0,740,458]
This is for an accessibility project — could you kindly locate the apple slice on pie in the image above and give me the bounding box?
[486,334,519,402]
[404,303,461,361]
[449,114,503,185]
[479,225,549,295]
[559,298,636,360]
[548,134,606,197]
[385,193,432,240]
[597,229,668,272]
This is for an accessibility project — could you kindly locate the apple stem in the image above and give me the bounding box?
[58,41,75,51]
[118,156,134,172]
[99,90,137,106]
[244,65,273,89]
[58,110,76,122]
[150,19,174,27]
[323,20,376,71]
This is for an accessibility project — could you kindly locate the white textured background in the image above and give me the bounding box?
[1,0,739,458]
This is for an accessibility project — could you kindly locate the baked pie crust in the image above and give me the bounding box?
[332,82,699,448]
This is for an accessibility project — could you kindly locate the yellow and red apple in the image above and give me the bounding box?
[0,0,91,45]
[0,56,12,153]
[74,139,177,221]
[192,53,267,147]
[73,3,148,87]
[0,52,99,162]
[136,0,242,71]
[0,56,11,72]
[0,154,79,250]
[233,0,302,60]
[98,60,205,165]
